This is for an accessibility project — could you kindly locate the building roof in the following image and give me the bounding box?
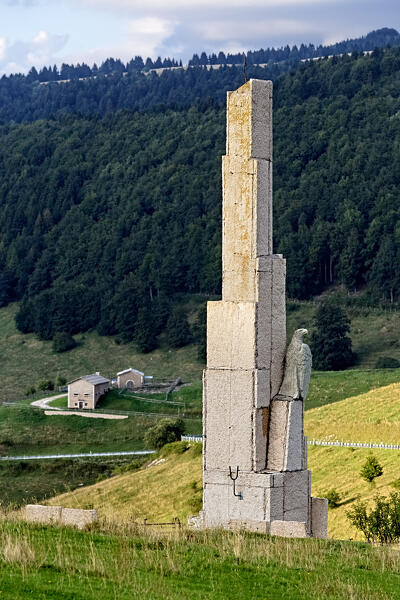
[117,368,144,377]
[68,373,110,386]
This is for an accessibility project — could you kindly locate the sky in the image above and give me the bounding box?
[0,0,399,75]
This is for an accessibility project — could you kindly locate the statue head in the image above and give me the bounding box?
[295,328,308,340]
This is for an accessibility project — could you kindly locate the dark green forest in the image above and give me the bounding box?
[0,28,399,124]
[1,45,400,347]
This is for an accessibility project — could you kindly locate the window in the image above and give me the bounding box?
[74,393,78,396]
[84,393,89,397]
[85,402,88,406]
[74,402,78,406]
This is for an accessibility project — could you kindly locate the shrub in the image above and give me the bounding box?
[25,387,36,396]
[360,455,383,483]
[36,379,54,391]
[347,493,400,544]
[144,419,185,450]
[375,356,400,369]
[55,375,67,387]
[391,478,400,490]
[160,441,189,456]
[52,332,77,353]
[326,489,341,508]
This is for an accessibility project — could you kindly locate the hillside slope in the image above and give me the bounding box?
[47,444,203,524]
[47,382,400,541]
[2,49,400,341]
[1,520,399,599]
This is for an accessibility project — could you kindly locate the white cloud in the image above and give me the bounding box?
[82,0,341,9]
[0,38,6,60]
[198,19,316,41]
[0,30,69,74]
[65,16,175,65]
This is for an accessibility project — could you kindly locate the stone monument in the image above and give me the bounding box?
[198,79,328,538]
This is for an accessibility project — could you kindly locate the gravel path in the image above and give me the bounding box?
[44,410,128,420]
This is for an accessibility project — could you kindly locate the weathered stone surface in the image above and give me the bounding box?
[253,407,269,471]
[270,520,308,538]
[284,400,304,471]
[282,470,310,523]
[26,504,62,524]
[203,368,254,471]
[229,485,266,522]
[255,257,286,379]
[61,508,97,530]
[206,301,256,369]
[201,78,326,538]
[25,505,98,530]
[266,399,288,471]
[265,486,284,521]
[203,483,230,527]
[228,519,270,534]
[254,369,271,408]
[311,497,328,539]
[226,79,272,161]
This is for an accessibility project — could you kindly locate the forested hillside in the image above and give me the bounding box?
[0,28,399,123]
[1,47,400,345]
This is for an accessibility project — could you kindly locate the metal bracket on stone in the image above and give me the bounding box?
[229,466,243,500]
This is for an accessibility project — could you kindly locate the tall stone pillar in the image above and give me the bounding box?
[200,79,327,538]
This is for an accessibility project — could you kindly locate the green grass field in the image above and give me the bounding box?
[0,303,203,403]
[1,300,400,404]
[0,518,399,599]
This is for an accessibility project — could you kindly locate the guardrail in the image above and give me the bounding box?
[182,435,400,450]
[182,435,203,443]
[0,450,156,461]
[308,440,400,450]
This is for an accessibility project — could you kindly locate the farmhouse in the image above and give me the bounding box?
[68,373,109,409]
[117,368,144,389]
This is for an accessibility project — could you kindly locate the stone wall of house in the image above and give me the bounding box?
[68,379,95,409]
[94,382,109,407]
[118,371,143,389]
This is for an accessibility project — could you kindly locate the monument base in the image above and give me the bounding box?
[190,469,327,539]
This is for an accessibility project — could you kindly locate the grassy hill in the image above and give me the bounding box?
[43,440,399,541]
[1,519,399,600]
[46,378,400,542]
[1,300,400,403]
[0,303,203,403]
[305,382,400,443]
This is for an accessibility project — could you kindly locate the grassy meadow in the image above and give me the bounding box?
[0,303,203,403]
[47,440,400,541]
[0,299,400,403]
[1,519,399,600]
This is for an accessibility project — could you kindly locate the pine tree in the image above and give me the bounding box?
[310,300,354,370]
[165,307,191,348]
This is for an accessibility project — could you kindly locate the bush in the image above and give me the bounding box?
[55,374,67,387]
[36,379,54,391]
[360,455,383,483]
[25,387,36,396]
[347,493,400,544]
[375,356,400,369]
[144,418,185,450]
[326,489,341,508]
[52,332,77,353]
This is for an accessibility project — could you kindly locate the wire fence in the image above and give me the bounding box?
[182,435,400,450]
